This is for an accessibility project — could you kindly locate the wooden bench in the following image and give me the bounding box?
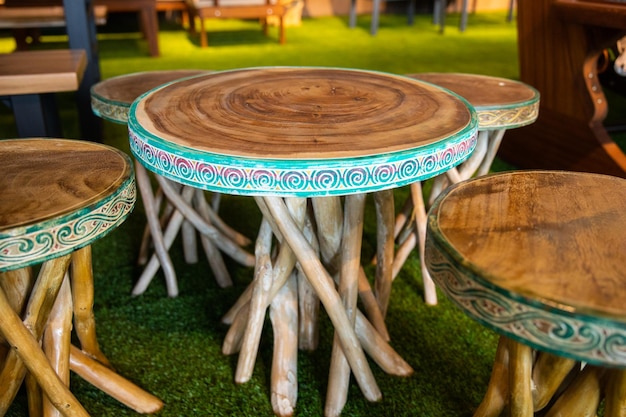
[0,5,107,50]
[1,0,161,57]
[0,49,87,137]
[186,0,287,47]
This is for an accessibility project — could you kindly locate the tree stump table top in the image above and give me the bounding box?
[425,170,626,367]
[90,69,210,124]
[0,138,135,271]
[408,72,540,131]
[128,66,478,197]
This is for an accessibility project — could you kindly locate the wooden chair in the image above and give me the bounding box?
[185,0,287,47]
[0,138,163,416]
[425,170,626,416]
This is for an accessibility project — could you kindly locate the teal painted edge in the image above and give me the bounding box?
[128,125,477,197]
[0,159,136,272]
[425,178,626,369]
[127,67,479,197]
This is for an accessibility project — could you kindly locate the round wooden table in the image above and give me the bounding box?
[128,66,478,416]
[91,70,254,297]
[0,138,162,416]
[393,72,540,305]
[425,170,626,417]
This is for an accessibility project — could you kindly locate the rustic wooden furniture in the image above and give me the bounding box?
[425,170,626,416]
[0,49,86,137]
[94,0,160,57]
[186,0,286,47]
[0,5,107,50]
[90,69,254,297]
[500,0,626,178]
[128,67,477,416]
[393,72,539,305]
[1,0,104,140]
[156,0,190,26]
[0,138,163,417]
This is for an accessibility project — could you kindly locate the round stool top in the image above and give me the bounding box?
[0,138,136,271]
[128,66,478,197]
[91,70,209,124]
[425,170,626,367]
[408,73,539,130]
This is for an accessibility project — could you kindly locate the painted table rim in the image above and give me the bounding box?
[425,170,626,368]
[127,66,479,197]
[0,139,136,272]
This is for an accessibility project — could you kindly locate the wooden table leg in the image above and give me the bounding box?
[604,368,626,417]
[70,246,109,366]
[134,161,178,295]
[43,275,72,417]
[0,255,90,417]
[508,339,533,417]
[373,190,394,320]
[326,194,366,417]
[531,351,577,410]
[263,195,382,402]
[544,365,604,417]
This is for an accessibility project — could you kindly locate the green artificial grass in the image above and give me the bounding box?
[0,10,535,416]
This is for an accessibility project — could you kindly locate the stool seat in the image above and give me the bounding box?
[0,138,134,270]
[425,170,626,416]
[0,138,162,417]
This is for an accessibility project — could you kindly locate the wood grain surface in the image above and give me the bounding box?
[432,170,626,318]
[0,138,130,230]
[131,67,473,159]
[408,72,537,109]
[91,70,208,106]
[0,50,86,95]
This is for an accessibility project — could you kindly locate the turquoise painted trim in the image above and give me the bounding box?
[0,162,136,272]
[129,127,476,197]
[128,66,479,197]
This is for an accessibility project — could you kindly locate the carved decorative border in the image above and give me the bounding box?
[128,129,477,197]
[425,236,626,368]
[478,100,540,130]
[0,178,136,271]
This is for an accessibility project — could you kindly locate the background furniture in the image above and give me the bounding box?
[0,49,86,137]
[425,170,626,416]
[392,72,539,305]
[0,138,163,417]
[128,66,477,417]
[90,69,254,297]
[186,0,287,46]
[500,0,626,178]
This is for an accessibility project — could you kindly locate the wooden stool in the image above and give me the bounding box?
[0,138,163,416]
[91,70,254,297]
[425,170,626,416]
[393,73,539,305]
